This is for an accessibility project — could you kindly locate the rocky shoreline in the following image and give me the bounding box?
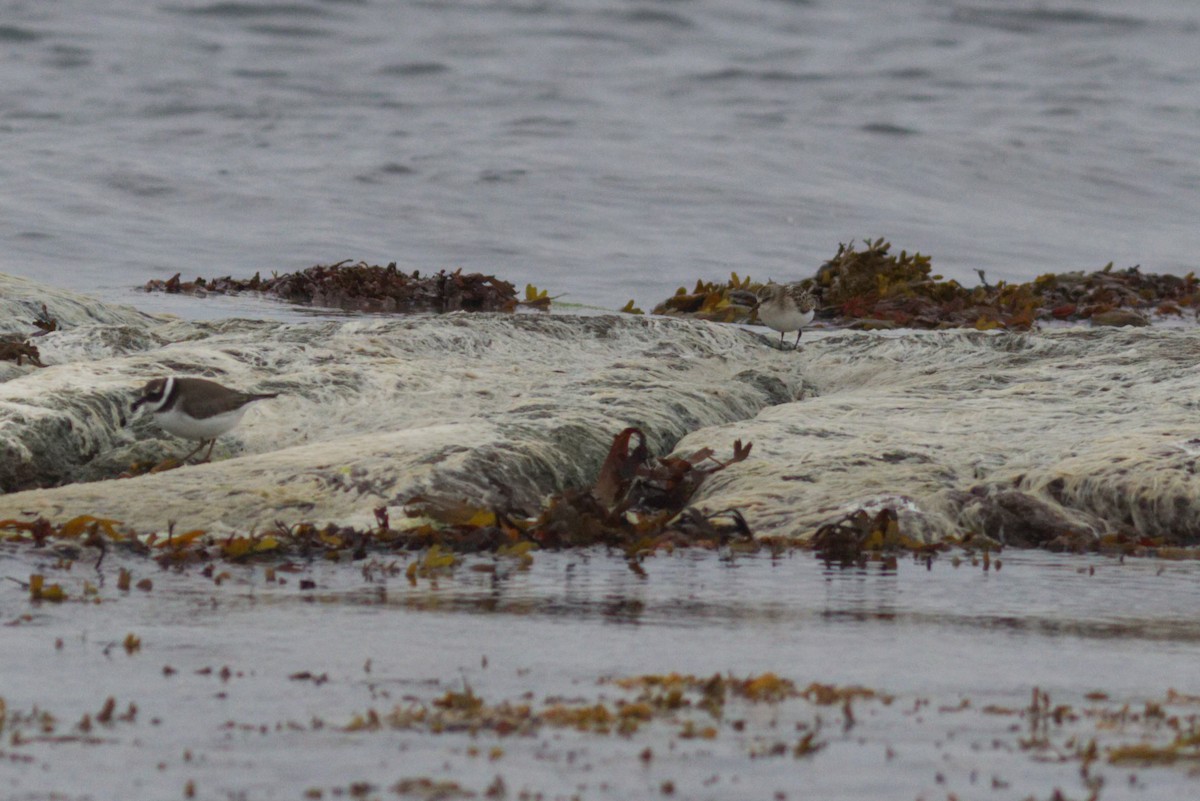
[5,271,1200,554]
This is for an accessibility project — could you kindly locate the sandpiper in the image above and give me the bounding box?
[131,376,277,463]
[755,282,817,348]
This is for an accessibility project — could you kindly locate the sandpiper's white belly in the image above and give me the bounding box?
[153,406,248,441]
[758,305,815,334]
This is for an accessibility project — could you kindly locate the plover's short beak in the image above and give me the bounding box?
[131,393,148,412]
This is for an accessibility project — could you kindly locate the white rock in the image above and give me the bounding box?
[6,272,1200,547]
[1,272,167,335]
[0,275,799,532]
[678,327,1200,545]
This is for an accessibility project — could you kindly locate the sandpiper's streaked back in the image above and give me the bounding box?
[131,376,277,463]
[755,282,817,348]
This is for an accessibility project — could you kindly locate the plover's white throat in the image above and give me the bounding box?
[131,376,278,463]
[755,282,817,348]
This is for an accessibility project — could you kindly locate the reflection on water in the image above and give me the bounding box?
[280,549,1200,643]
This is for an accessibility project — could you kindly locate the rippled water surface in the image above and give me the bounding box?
[3,547,1199,799]
[3,0,1200,317]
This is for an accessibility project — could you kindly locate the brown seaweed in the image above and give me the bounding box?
[810,507,948,567]
[143,261,527,314]
[32,303,58,336]
[0,428,757,566]
[0,337,44,367]
[405,427,756,553]
[652,239,1200,331]
[0,305,54,367]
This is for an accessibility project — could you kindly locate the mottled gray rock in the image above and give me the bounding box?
[1089,309,1149,327]
[0,282,802,531]
[7,272,1200,546]
[676,327,1200,545]
[1,272,166,335]
[952,488,1102,547]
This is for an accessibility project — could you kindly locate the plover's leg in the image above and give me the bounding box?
[794,330,803,348]
[179,439,210,463]
[197,438,218,464]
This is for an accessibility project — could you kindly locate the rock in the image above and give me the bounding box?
[1,272,166,336]
[8,272,1200,547]
[848,319,898,331]
[952,488,1099,548]
[0,284,804,531]
[675,326,1200,546]
[1088,309,1149,327]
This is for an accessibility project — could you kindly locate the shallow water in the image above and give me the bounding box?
[3,546,1199,800]
[3,0,1200,316]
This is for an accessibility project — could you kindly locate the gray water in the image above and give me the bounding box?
[3,547,1199,800]
[4,0,1200,317]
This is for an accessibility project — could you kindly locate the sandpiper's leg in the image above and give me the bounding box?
[794,330,802,348]
[779,331,785,346]
[179,439,209,463]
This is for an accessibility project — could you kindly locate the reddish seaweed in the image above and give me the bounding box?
[0,337,43,367]
[144,261,524,313]
[1,304,55,367]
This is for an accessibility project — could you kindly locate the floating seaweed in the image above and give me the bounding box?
[652,239,1200,331]
[343,671,832,742]
[143,261,530,314]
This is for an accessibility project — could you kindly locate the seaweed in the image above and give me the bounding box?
[344,671,831,741]
[0,304,53,367]
[31,303,58,335]
[401,427,755,554]
[651,272,760,323]
[0,428,757,567]
[652,239,1200,332]
[810,507,948,567]
[0,337,43,367]
[143,261,529,314]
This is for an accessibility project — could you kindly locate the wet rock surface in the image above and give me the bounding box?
[6,272,1200,548]
[1,272,164,336]
[1,275,798,532]
[676,327,1200,547]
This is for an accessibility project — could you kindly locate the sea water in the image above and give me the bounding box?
[3,0,1199,317]
[2,547,1199,800]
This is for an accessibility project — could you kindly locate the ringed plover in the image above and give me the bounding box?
[132,376,277,463]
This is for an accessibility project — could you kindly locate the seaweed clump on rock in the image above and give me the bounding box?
[1,304,56,367]
[0,428,759,575]
[818,240,1200,329]
[0,337,44,367]
[144,261,522,313]
[650,273,761,324]
[399,427,757,556]
[812,238,1041,330]
[651,238,1200,332]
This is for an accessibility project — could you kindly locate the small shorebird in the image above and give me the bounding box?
[131,376,277,463]
[755,282,817,348]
